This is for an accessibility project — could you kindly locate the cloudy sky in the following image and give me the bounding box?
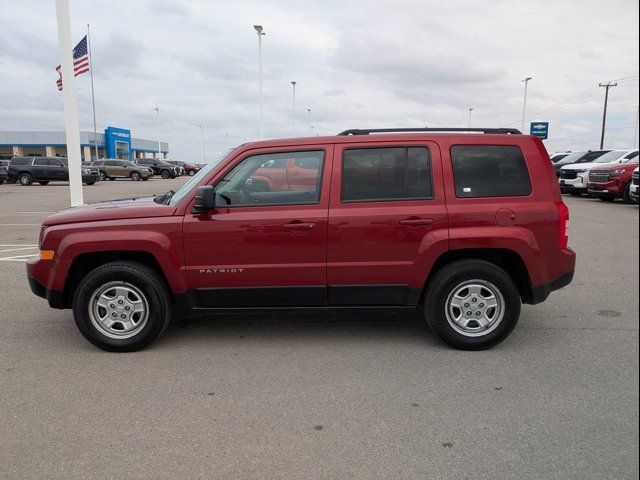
[1,0,638,161]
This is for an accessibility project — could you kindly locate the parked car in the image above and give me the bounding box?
[0,160,9,184]
[92,159,152,182]
[588,156,640,203]
[27,127,575,352]
[166,160,201,176]
[559,149,638,196]
[552,150,610,177]
[134,158,180,179]
[630,167,639,203]
[8,157,99,186]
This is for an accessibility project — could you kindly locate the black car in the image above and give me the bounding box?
[0,160,9,184]
[134,159,180,179]
[7,157,100,186]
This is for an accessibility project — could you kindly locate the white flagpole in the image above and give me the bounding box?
[55,0,84,206]
[87,24,99,162]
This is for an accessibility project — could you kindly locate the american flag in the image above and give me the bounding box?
[55,35,89,91]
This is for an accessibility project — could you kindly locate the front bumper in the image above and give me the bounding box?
[588,179,623,197]
[630,183,638,202]
[28,275,66,309]
[27,257,69,309]
[559,173,588,192]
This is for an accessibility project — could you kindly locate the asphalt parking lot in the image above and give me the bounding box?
[0,178,638,480]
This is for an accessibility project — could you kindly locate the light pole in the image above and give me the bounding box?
[291,81,297,135]
[307,108,312,135]
[154,106,161,159]
[254,25,265,139]
[199,122,205,164]
[521,77,532,133]
[467,108,474,128]
[633,105,639,147]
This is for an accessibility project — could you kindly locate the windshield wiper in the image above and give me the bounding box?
[154,190,175,205]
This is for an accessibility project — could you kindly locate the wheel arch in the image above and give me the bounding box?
[420,248,534,304]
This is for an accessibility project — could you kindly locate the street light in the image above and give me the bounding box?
[199,122,205,164]
[291,81,297,135]
[154,106,161,159]
[307,108,312,135]
[521,77,532,133]
[254,25,265,139]
[467,108,474,128]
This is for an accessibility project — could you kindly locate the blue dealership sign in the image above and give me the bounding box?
[530,122,549,140]
[104,126,132,159]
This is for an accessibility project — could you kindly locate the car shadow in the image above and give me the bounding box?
[153,310,444,349]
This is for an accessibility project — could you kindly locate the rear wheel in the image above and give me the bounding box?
[424,260,521,350]
[38,181,50,186]
[160,169,170,179]
[72,261,172,352]
[130,171,141,181]
[99,171,107,181]
[19,173,33,186]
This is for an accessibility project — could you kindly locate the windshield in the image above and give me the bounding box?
[555,151,586,165]
[594,150,624,164]
[168,148,237,206]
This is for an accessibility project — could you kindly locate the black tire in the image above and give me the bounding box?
[161,169,170,179]
[85,181,96,186]
[72,261,172,352]
[99,171,107,182]
[599,196,615,202]
[569,191,582,196]
[108,177,115,181]
[0,179,4,185]
[622,183,632,204]
[38,181,50,186]
[424,259,521,350]
[130,171,141,181]
[19,173,33,186]
[142,177,149,181]
[188,170,196,176]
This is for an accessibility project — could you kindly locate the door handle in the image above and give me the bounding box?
[282,222,315,230]
[399,217,435,226]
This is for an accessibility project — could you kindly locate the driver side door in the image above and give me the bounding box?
[182,145,333,308]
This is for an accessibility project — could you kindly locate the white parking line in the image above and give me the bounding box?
[0,244,38,247]
[0,254,36,262]
[0,246,39,253]
[0,245,38,262]
[0,224,42,226]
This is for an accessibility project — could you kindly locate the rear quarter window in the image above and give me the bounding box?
[451,145,532,198]
[10,158,32,166]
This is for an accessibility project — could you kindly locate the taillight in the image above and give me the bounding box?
[557,202,569,249]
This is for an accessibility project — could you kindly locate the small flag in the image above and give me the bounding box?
[55,35,89,91]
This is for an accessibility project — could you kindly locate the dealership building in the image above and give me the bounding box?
[0,126,169,162]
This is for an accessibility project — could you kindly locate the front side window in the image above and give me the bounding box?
[451,145,531,198]
[34,158,48,166]
[48,159,64,167]
[214,150,325,207]
[341,147,433,202]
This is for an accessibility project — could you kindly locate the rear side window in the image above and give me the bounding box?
[624,151,638,160]
[342,147,433,202]
[451,145,531,198]
[33,158,48,166]
[10,158,31,166]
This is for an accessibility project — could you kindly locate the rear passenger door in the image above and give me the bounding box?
[326,142,449,306]
[47,158,66,180]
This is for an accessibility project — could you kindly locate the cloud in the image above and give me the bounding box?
[0,0,638,160]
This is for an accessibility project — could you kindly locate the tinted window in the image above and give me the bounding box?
[451,145,531,198]
[579,151,609,163]
[48,159,64,167]
[342,147,432,202]
[33,158,48,166]
[624,151,638,160]
[10,158,31,166]
[215,150,324,207]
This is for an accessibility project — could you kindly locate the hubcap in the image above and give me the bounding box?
[445,279,505,337]
[88,281,149,339]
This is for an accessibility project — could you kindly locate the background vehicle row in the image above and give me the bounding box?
[7,156,99,185]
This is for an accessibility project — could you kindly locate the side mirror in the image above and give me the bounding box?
[192,185,215,214]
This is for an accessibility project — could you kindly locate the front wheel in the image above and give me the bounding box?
[130,171,141,181]
[188,170,196,176]
[599,196,615,202]
[622,183,632,204]
[72,261,172,352]
[85,181,96,186]
[160,170,170,179]
[99,171,107,181]
[424,260,521,350]
[38,181,50,186]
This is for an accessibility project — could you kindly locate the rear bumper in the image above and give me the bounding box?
[529,269,575,305]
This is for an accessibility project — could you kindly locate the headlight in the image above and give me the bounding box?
[82,168,91,174]
[611,169,626,176]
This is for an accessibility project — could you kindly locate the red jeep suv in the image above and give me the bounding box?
[27,128,575,352]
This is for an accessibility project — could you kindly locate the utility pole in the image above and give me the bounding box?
[633,105,639,148]
[154,106,161,159]
[598,82,617,149]
[307,108,311,134]
[467,108,474,128]
[199,123,205,164]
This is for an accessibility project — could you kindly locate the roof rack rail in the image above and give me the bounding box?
[337,127,522,136]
